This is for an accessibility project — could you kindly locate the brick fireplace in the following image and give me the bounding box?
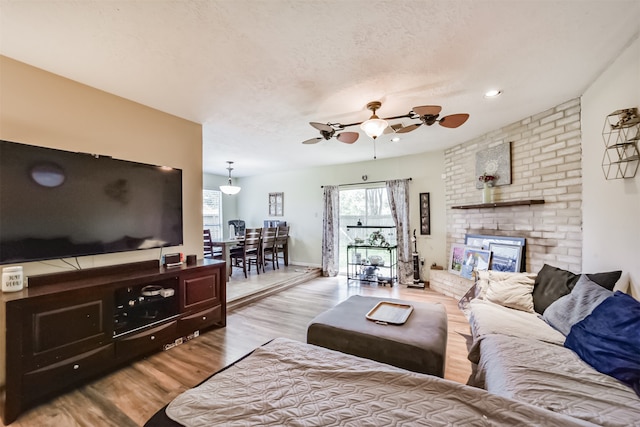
[434,98,583,298]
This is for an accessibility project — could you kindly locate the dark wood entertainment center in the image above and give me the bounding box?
[2,258,226,424]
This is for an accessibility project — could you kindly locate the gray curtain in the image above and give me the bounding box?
[386,179,413,284]
[322,185,340,277]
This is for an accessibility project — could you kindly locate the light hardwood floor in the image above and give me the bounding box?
[1,274,472,427]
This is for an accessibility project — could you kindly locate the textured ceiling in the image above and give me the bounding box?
[1,1,639,177]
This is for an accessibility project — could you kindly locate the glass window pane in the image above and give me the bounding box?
[203,189,222,239]
[338,186,394,273]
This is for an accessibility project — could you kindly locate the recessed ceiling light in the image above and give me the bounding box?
[391,137,400,142]
[484,89,502,98]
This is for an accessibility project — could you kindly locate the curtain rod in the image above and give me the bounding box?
[321,177,412,188]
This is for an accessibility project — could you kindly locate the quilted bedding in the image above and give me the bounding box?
[476,334,640,427]
[468,299,640,427]
[162,337,593,427]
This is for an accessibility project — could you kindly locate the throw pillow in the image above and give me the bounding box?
[532,264,579,314]
[586,270,623,291]
[543,274,612,336]
[565,291,640,398]
[484,271,537,313]
[532,264,622,314]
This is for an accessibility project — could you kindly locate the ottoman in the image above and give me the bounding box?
[307,295,448,377]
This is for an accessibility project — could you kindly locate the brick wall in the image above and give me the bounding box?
[444,98,582,275]
[429,269,474,300]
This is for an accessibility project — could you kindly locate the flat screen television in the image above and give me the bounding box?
[0,139,183,265]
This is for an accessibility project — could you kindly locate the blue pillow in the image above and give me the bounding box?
[565,291,640,397]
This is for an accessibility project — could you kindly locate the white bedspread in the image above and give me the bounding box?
[467,299,564,363]
[166,338,594,427]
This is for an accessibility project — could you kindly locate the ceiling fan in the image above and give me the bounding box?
[394,105,469,133]
[301,101,469,145]
[301,122,359,145]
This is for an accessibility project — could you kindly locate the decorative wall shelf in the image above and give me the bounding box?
[451,199,545,209]
[602,108,639,180]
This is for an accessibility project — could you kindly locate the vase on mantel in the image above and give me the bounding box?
[482,183,494,204]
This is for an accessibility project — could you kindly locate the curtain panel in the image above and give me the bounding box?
[386,179,413,284]
[321,185,340,277]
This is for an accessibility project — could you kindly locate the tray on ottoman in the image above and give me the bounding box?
[366,301,413,324]
[307,295,448,377]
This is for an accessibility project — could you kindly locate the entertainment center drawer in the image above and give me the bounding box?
[23,344,114,402]
[115,320,178,360]
[16,291,113,371]
[178,305,222,335]
[181,270,222,312]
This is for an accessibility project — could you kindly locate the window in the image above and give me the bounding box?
[203,189,222,239]
[338,187,394,272]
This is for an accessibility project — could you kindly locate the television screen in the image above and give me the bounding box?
[0,140,183,264]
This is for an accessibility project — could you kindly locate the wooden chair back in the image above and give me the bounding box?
[274,225,290,268]
[203,229,214,258]
[243,227,262,252]
[275,225,289,246]
[260,227,278,272]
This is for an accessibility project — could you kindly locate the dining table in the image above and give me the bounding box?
[210,236,244,277]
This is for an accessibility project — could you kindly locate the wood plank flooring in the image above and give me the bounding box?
[1,275,472,427]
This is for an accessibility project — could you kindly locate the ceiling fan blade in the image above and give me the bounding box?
[302,137,322,145]
[336,132,359,144]
[383,123,404,134]
[413,105,442,116]
[396,123,422,134]
[439,113,470,128]
[309,122,333,132]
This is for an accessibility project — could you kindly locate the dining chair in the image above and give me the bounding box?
[228,219,246,238]
[203,229,222,259]
[274,225,290,268]
[260,227,278,272]
[230,227,262,278]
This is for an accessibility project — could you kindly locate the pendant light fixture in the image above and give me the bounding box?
[220,161,241,195]
[360,101,389,140]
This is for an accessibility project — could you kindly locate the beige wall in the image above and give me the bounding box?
[582,35,640,298]
[0,56,203,385]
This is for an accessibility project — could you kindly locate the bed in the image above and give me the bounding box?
[145,337,594,426]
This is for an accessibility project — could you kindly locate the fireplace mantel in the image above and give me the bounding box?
[451,199,545,209]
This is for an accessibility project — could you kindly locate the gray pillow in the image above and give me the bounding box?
[543,274,612,336]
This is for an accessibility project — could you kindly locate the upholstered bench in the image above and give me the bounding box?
[307,295,448,377]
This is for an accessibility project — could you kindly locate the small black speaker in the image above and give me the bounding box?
[186,254,197,265]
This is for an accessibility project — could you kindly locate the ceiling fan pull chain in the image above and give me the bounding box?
[373,139,377,160]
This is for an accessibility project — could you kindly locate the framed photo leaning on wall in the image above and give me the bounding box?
[460,247,491,280]
[448,243,466,275]
[488,243,522,272]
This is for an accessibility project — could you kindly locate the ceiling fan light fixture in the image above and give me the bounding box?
[220,161,241,195]
[360,101,388,139]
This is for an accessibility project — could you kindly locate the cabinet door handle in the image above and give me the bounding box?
[150,335,155,340]
[202,316,207,320]
[73,364,80,370]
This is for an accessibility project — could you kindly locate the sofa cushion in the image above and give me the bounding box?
[484,271,536,313]
[565,291,640,397]
[532,264,621,314]
[543,274,612,336]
